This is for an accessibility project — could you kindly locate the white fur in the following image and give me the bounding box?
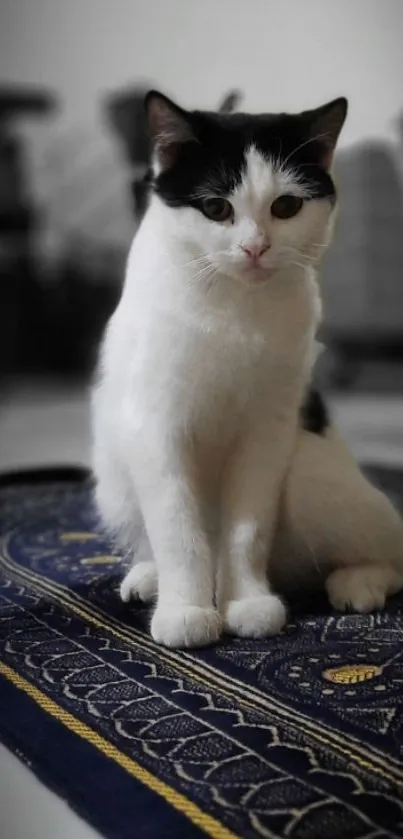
[92,148,403,648]
[272,427,403,603]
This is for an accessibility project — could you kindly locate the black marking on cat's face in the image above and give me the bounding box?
[145,91,347,212]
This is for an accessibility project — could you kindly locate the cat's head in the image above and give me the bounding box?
[145,91,347,286]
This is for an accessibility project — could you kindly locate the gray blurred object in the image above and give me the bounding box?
[322,140,403,388]
[218,90,242,114]
[105,85,150,223]
[106,86,150,166]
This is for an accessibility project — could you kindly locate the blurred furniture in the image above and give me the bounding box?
[0,86,57,378]
[0,86,124,383]
[322,141,403,389]
[36,241,123,378]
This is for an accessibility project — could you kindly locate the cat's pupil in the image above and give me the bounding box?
[271,195,303,219]
[201,197,233,222]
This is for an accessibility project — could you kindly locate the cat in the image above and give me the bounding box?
[92,90,403,648]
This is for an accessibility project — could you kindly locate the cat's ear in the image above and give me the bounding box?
[145,90,197,170]
[304,97,348,168]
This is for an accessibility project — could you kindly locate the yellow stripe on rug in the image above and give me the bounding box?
[0,661,239,839]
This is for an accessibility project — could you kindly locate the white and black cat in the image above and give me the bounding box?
[92,91,403,648]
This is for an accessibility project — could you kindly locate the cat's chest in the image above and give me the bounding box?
[166,320,309,429]
[125,294,315,439]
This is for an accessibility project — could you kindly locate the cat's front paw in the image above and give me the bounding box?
[224,594,286,638]
[151,605,222,648]
[120,561,158,603]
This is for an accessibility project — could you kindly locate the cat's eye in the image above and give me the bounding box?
[271,195,303,219]
[201,197,233,222]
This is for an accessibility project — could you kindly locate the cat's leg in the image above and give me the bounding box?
[120,530,158,604]
[131,443,221,648]
[94,444,158,602]
[218,419,296,638]
[94,447,137,546]
[273,427,403,611]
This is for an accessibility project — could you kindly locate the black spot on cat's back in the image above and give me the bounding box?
[300,387,329,436]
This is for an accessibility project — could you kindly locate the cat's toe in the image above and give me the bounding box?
[151,605,222,648]
[224,594,286,638]
[120,561,158,603]
[326,565,390,613]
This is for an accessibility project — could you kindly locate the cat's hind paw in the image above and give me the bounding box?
[326,563,403,613]
[224,594,287,638]
[120,561,158,603]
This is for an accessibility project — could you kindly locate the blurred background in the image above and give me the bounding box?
[0,0,403,473]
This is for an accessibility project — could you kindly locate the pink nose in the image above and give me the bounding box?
[241,243,270,262]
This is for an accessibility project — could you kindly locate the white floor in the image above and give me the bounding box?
[0,745,100,839]
[0,381,91,473]
[1,378,402,839]
[0,381,99,839]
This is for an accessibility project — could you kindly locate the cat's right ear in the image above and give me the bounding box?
[304,98,348,169]
[145,91,197,170]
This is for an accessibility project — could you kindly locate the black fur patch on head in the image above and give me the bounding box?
[300,387,329,436]
[145,92,347,213]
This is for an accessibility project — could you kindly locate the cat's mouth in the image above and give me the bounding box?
[241,263,277,284]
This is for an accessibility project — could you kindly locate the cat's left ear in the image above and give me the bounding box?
[304,97,348,169]
[145,90,197,170]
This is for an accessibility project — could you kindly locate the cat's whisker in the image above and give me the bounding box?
[286,260,311,271]
[180,249,230,273]
[190,264,218,285]
[279,249,314,266]
[203,270,219,295]
[307,549,325,581]
[180,255,210,270]
[281,132,332,168]
[279,244,322,265]
[294,253,318,264]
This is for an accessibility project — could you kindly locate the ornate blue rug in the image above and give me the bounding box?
[1,468,403,839]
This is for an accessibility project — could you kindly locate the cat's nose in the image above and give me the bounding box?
[241,243,270,262]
